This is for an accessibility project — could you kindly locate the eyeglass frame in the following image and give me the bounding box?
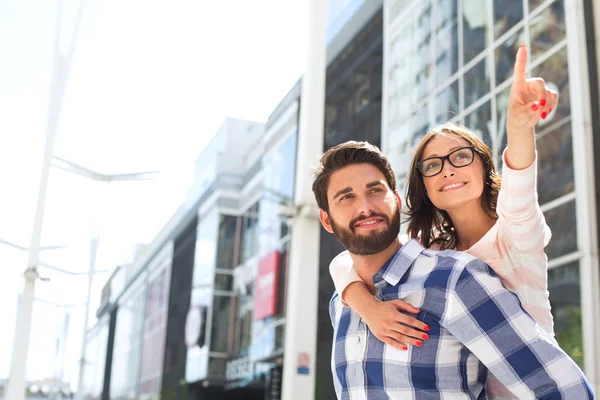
[416,146,477,177]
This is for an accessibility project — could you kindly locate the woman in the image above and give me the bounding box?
[329,45,558,399]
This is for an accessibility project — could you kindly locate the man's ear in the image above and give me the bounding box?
[394,191,402,211]
[319,209,334,233]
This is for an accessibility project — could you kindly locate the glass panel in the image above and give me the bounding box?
[210,295,233,352]
[140,268,170,397]
[544,200,577,260]
[194,212,219,286]
[241,203,259,263]
[463,0,491,65]
[493,0,524,39]
[495,27,526,85]
[548,261,583,368]
[464,56,490,108]
[214,273,233,291]
[216,214,237,270]
[529,0,547,14]
[110,287,146,400]
[435,0,457,29]
[530,1,565,61]
[260,131,298,255]
[435,80,459,123]
[533,47,570,124]
[435,19,459,87]
[465,100,493,150]
[537,123,574,205]
[495,85,511,164]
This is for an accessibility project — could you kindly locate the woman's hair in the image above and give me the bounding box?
[405,123,502,250]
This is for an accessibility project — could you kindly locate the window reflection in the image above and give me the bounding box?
[495,27,525,85]
[463,0,490,66]
[493,0,523,39]
[495,85,511,164]
[533,47,570,123]
[436,21,458,87]
[436,80,459,123]
[435,0,457,29]
[529,0,547,13]
[544,200,578,260]
[211,294,233,353]
[465,100,493,150]
[530,1,565,60]
[241,203,259,263]
[549,261,583,368]
[464,56,490,108]
[216,215,238,271]
[537,122,574,205]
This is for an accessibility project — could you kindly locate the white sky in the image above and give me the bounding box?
[0,0,307,386]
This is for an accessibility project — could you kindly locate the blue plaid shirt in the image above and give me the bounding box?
[329,239,594,399]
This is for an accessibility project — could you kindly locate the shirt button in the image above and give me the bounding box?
[356,355,364,362]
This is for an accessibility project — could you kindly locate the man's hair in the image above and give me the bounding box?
[312,141,397,212]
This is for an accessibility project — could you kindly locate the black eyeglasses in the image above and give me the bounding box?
[417,147,476,177]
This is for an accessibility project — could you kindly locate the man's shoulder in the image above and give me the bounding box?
[422,247,482,268]
[419,248,493,288]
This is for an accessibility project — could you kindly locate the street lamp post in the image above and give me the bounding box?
[6,0,87,398]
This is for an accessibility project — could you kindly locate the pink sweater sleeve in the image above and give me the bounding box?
[329,251,363,306]
[496,149,552,254]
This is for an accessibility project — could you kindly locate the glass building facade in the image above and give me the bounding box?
[383,0,599,377]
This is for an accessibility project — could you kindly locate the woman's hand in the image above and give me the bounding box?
[361,298,430,351]
[508,44,558,130]
[505,44,558,170]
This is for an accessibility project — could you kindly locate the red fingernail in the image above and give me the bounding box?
[402,345,408,351]
[542,112,547,119]
[541,98,546,106]
[531,103,539,111]
[416,341,423,347]
[422,334,429,340]
[424,326,430,331]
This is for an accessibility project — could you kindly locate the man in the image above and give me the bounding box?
[312,141,593,399]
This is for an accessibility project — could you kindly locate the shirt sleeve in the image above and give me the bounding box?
[497,149,552,254]
[443,259,594,399]
[329,250,364,306]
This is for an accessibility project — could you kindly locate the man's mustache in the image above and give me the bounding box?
[349,213,390,232]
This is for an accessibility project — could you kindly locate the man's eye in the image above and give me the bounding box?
[340,194,353,201]
[369,188,383,194]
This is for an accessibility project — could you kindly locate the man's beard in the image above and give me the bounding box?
[329,208,401,256]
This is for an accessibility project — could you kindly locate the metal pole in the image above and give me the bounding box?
[75,229,100,400]
[6,0,86,398]
[281,0,326,398]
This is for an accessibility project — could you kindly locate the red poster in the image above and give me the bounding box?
[254,251,280,320]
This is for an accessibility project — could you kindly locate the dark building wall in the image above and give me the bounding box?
[316,8,383,400]
[161,217,198,399]
[102,307,118,400]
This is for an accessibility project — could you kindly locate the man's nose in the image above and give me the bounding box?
[355,196,374,215]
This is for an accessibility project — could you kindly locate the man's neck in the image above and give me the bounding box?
[447,202,496,251]
[348,239,402,294]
